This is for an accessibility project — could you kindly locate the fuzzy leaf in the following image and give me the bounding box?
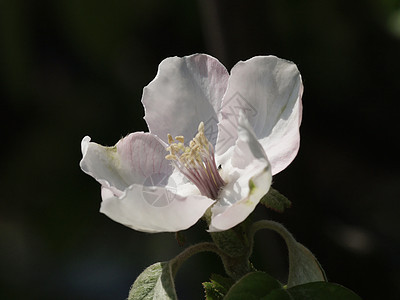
[223,272,361,300]
[203,281,224,300]
[128,262,177,300]
[224,272,283,300]
[286,282,361,299]
[263,282,361,299]
[287,241,327,287]
[260,187,291,213]
[174,231,186,247]
[203,274,234,300]
[251,221,326,287]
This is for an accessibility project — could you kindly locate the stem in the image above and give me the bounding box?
[169,242,224,278]
[170,234,254,281]
[248,220,296,256]
[248,220,326,286]
[248,220,296,285]
[210,220,255,280]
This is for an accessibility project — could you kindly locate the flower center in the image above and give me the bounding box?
[165,122,225,199]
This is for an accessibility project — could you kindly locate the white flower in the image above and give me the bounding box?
[80,54,303,233]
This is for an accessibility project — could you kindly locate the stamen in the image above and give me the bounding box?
[175,136,185,143]
[165,122,225,199]
[168,134,174,145]
[165,154,177,160]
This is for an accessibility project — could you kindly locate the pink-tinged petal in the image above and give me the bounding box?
[80,133,172,191]
[142,54,229,146]
[100,185,215,233]
[216,56,303,175]
[209,116,272,232]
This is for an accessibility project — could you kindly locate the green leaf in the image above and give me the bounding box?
[203,282,224,300]
[286,241,327,287]
[210,273,234,290]
[224,272,361,300]
[210,222,250,258]
[203,274,234,300]
[287,282,361,299]
[128,262,177,300]
[261,288,292,300]
[174,231,186,247]
[224,272,283,300]
[260,187,291,213]
[250,221,326,287]
[263,282,362,300]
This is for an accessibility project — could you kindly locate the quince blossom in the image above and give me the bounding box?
[80,54,303,232]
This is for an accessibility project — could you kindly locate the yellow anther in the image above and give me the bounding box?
[168,134,174,144]
[165,154,177,161]
[191,144,200,152]
[165,121,224,199]
[198,122,204,133]
[172,145,180,153]
[178,143,185,151]
[165,121,212,169]
[175,136,185,143]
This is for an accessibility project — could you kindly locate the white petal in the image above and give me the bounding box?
[209,116,272,232]
[80,133,172,191]
[100,185,215,233]
[142,54,229,146]
[216,56,303,175]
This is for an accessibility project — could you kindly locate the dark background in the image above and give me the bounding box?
[1,0,400,299]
